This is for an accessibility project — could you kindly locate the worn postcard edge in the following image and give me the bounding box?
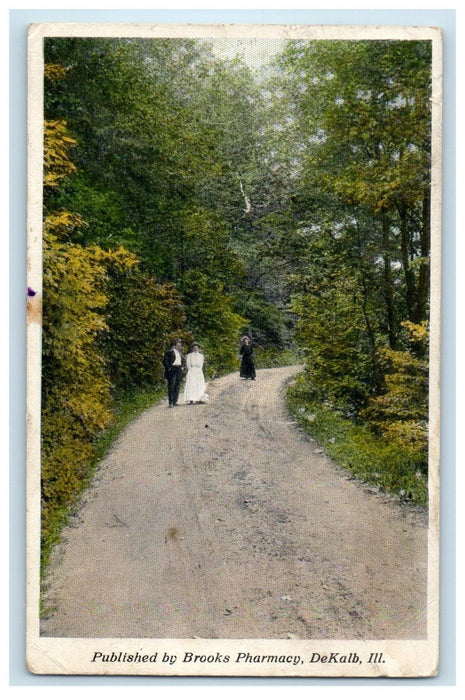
[25,21,442,678]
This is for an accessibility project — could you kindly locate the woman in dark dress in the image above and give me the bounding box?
[239,336,256,380]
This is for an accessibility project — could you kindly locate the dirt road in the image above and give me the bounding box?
[40,366,428,640]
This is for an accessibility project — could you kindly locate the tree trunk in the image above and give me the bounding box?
[414,187,431,324]
[397,201,416,321]
[381,214,397,348]
[355,223,382,392]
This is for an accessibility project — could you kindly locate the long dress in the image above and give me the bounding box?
[240,343,256,379]
[183,351,208,403]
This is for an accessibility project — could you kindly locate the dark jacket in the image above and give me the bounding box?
[163,348,186,379]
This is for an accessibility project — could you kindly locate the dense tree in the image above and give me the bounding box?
[44,39,222,262]
[272,39,432,459]
[41,36,433,529]
[41,109,116,536]
[278,40,432,340]
[44,37,290,350]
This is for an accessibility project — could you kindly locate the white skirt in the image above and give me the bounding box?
[183,367,208,403]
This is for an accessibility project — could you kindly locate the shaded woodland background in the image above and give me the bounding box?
[41,37,431,564]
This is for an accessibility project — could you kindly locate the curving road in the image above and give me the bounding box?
[40,366,428,639]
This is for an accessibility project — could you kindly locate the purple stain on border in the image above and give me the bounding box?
[27,287,37,297]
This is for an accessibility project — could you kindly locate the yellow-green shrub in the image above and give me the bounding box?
[363,321,429,465]
[41,237,115,532]
[102,262,186,389]
[180,269,246,376]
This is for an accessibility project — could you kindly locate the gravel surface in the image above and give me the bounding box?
[40,366,428,639]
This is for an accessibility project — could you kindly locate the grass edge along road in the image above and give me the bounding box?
[286,373,428,508]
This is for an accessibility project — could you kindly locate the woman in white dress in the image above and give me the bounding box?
[183,343,209,404]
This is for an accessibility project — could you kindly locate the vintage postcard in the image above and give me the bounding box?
[26,22,442,677]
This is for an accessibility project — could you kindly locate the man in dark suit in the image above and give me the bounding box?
[163,338,185,407]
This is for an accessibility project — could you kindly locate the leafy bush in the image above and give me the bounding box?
[102,259,186,389]
[43,119,77,187]
[236,291,290,348]
[291,274,378,413]
[41,237,115,545]
[362,321,429,464]
[180,269,246,377]
[253,346,302,369]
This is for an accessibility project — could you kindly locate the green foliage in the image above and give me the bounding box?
[44,39,227,265]
[236,290,290,348]
[253,346,302,369]
[278,39,431,330]
[43,209,84,241]
[292,279,375,412]
[43,119,77,189]
[49,172,138,250]
[362,321,429,462]
[180,269,247,376]
[279,40,431,210]
[287,375,427,506]
[288,214,384,412]
[102,267,186,389]
[271,40,432,476]
[176,206,244,283]
[41,236,115,542]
